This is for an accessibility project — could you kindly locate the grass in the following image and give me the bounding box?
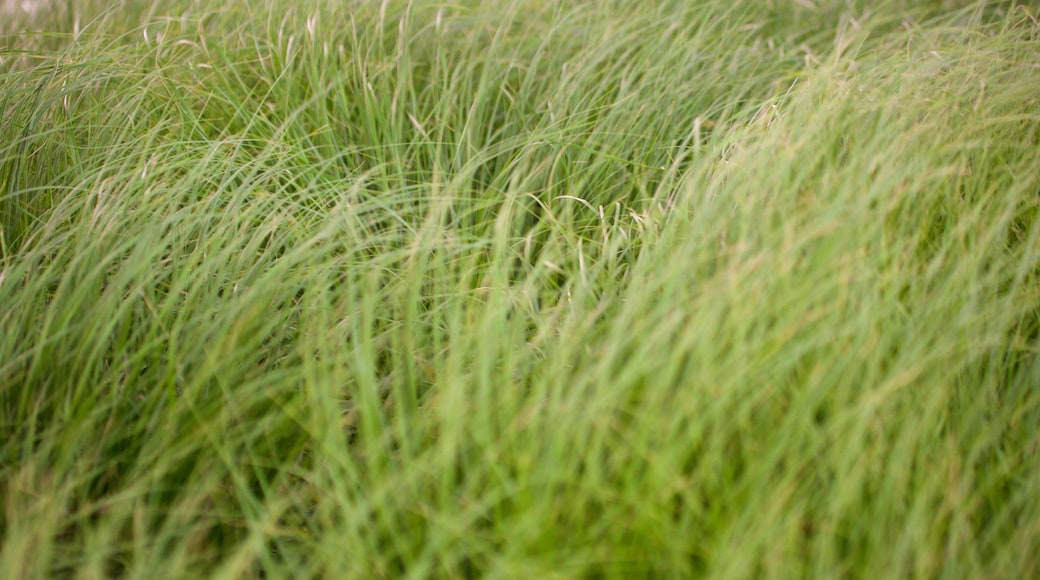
[1,0,1038,577]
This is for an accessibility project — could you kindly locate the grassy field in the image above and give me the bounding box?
[2,0,1039,577]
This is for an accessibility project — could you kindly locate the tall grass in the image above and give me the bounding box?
[2,0,1038,576]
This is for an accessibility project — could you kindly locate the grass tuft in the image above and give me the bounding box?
[2,0,1039,577]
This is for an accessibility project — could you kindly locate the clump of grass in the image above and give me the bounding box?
[2,0,1038,577]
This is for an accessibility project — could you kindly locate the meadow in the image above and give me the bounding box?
[2,0,1039,577]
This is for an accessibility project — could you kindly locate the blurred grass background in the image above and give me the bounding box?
[2,0,1038,577]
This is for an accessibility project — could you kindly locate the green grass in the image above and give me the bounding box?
[1,0,1038,577]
